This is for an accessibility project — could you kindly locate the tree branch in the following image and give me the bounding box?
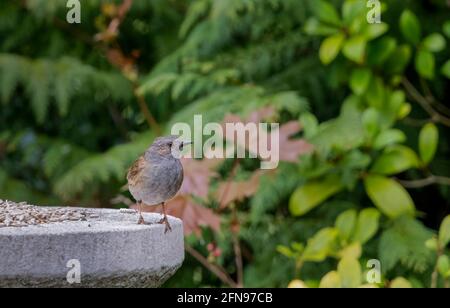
[401,78,450,127]
[419,78,450,117]
[397,175,450,188]
[185,244,237,288]
[231,208,244,288]
[133,83,162,135]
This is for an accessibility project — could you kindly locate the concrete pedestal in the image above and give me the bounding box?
[0,208,184,287]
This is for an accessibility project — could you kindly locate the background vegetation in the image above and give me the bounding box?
[1,0,449,288]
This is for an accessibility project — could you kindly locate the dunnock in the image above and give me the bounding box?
[127,135,190,233]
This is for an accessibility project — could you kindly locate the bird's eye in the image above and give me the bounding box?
[168,142,173,147]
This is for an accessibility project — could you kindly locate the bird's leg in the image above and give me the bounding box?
[158,202,172,233]
[137,200,145,224]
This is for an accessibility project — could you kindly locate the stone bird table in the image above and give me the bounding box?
[0,200,184,287]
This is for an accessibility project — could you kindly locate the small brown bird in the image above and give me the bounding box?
[127,135,190,233]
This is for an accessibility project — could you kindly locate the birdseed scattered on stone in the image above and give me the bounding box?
[0,200,96,228]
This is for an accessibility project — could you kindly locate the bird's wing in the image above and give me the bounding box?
[127,155,146,186]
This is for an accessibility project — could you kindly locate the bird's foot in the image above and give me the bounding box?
[137,214,145,225]
[158,215,172,233]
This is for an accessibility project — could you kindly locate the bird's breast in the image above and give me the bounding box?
[137,158,183,205]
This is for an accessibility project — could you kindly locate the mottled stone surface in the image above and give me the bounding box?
[0,206,184,288]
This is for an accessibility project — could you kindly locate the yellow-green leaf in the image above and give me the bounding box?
[338,242,362,260]
[304,18,339,36]
[437,255,450,277]
[371,145,420,175]
[423,33,446,53]
[364,175,415,219]
[337,257,362,288]
[343,35,366,64]
[363,23,389,40]
[319,271,341,288]
[319,33,345,65]
[289,175,343,216]
[310,0,341,26]
[390,277,412,288]
[419,123,439,164]
[373,129,406,150]
[302,228,338,262]
[439,215,450,247]
[351,208,381,244]
[288,279,308,288]
[335,209,357,241]
[415,50,435,79]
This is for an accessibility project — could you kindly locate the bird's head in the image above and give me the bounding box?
[146,135,191,159]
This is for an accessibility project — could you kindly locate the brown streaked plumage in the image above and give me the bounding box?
[126,135,190,233]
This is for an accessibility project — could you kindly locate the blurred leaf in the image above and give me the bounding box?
[384,45,412,74]
[337,257,362,288]
[288,279,308,288]
[289,175,343,216]
[351,208,381,244]
[437,255,450,277]
[379,216,433,273]
[397,103,412,120]
[342,35,366,64]
[341,0,364,23]
[400,10,421,44]
[319,33,345,65]
[302,227,339,262]
[277,245,294,258]
[362,108,380,140]
[373,129,406,150]
[419,123,439,164]
[443,21,450,38]
[350,68,372,95]
[179,0,209,38]
[319,271,341,288]
[216,171,263,207]
[311,97,364,152]
[442,60,450,78]
[304,18,339,36]
[338,242,362,259]
[371,145,420,175]
[390,277,412,288]
[425,237,439,251]
[363,23,389,40]
[335,209,357,241]
[309,0,341,26]
[367,37,397,66]
[364,175,415,219]
[300,112,319,139]
[278,122,315,162]
[365,76,385,108]
[439,215,450,247]
[415,50,435,79]
[422,33,446,53]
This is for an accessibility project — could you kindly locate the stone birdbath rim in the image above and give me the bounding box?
[0,200,184,287]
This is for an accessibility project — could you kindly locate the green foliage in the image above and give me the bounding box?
[1,0,449,288]
[419,123,439,165]
[379,216,434,273]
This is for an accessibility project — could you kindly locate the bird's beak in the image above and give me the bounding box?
[182,141,192,146]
